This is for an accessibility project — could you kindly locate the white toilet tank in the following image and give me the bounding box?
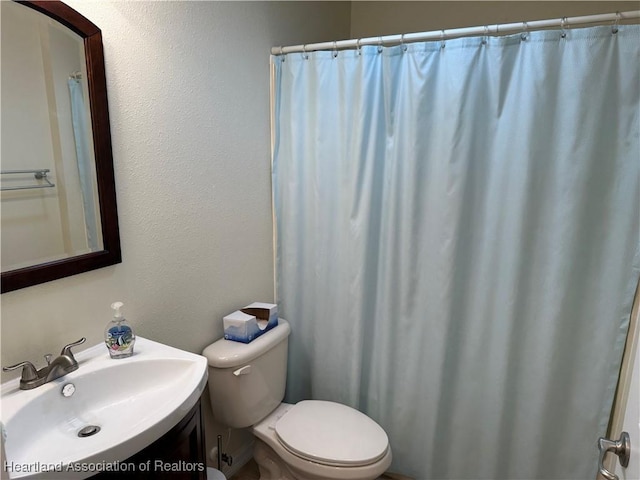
[202,319,291,428]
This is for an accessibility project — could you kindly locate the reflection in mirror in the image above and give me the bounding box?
[1,0,121,293]
[1,1,103,272]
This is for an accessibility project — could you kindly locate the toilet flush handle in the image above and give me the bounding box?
[233,365,252,376]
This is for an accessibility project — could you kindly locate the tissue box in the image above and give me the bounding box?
[223,311,261,343]
[223,303,278,343]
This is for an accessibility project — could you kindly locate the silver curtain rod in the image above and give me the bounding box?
[271,10,640,55]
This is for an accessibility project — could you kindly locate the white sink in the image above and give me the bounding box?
[1,337,208,479]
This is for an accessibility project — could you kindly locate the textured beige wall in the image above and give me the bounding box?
[0,0,350,471]
[351,1,640,38]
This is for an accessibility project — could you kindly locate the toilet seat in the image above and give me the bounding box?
[274,400,389,467]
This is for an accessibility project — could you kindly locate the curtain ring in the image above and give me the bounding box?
[302,44,309,60]
[332,41,338,58]
[612,11,620,34]
[279,46,285,61]
[560,17,568,39]
[377,37,383,54]
[482,25,489,45]
[400,33,408,52]
[356,38,362,56]
[521,21,529,41]
[440,30,446,49]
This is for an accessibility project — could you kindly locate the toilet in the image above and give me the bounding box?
[202,319,392,480]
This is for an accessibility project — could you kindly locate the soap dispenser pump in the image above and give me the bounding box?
[105,301,135,359]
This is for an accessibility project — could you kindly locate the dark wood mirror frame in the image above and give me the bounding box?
[2,1,121,293]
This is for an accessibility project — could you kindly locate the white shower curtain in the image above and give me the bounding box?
[272,25,640,479]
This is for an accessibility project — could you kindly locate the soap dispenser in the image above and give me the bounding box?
[105,301,135,359]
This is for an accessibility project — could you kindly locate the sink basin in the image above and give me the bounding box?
[1,337,208,479]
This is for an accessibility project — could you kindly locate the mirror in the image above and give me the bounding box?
[1,0,121,293]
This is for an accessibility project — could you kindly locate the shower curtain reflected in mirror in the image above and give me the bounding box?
[272,25,640,479]
[68,77,99,251]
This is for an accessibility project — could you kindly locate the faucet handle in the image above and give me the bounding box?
[2,361,38,382]
[60,337,86,359]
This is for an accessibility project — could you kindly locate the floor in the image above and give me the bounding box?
[229,459,413,480]
[229,460,259,480]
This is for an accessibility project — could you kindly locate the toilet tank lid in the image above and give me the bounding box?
[202,318,291,368]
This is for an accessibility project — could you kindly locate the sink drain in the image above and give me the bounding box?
[77,425,101,438]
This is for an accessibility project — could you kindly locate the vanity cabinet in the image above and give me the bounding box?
[93,399,206,479]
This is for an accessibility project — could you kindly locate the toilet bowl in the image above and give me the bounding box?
[202,319,391,480]
[251,402,391,480]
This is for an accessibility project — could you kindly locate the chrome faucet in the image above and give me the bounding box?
[2,338,86,390]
